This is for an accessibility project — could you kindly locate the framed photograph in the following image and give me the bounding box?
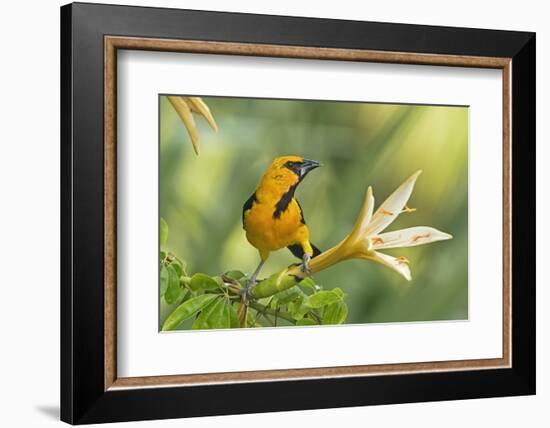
[61,2,535,424]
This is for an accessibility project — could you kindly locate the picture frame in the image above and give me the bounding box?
[60,2,535,424]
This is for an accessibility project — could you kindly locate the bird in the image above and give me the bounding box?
[242,155,322,296]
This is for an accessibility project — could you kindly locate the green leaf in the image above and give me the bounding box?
[224,270,245,280]
[331,287,346,299]
[173,258,187,275]
[308,290,341,308]
[164,264,183,304]
[160,265,169,296]
[271,286,303,308]
[160,251,166,263]
[161,294,218,331]
[212,276,224,287]
[170,261,184,277]
[192,298,231,330]
[189,273,220,291]
[296,317,317,326]
[160,217,169,246]
[323,301,348,325]
[245,309,263,328]
[191,299,219,330]
[288,295,310,320]
[228,302,240,328]
[298,277,317,291]
[178,288,189,304]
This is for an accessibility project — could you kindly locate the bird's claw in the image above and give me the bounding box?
[301,253,312,275]
[240,287,251,303]
[241,279,256,302]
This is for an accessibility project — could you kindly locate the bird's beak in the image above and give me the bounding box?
[299,159,322,177]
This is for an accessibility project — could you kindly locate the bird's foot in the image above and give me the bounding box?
[301,253,312,275]
[241,278,257,302]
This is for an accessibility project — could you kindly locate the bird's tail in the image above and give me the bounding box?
[287,243,322,260]
[311,243,322,258]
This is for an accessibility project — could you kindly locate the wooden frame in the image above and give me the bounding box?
[62,2,535,424]
[104,36,513,390]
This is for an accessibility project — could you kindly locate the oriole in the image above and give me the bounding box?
[242,155,322,294]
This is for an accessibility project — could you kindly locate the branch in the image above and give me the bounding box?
[248,301,296,324]
[250,172,453,299]
[250,267,305,299]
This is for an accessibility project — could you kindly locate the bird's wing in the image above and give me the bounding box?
[242,192,257,228]
[273,184,298,219]
[287,199,321,259]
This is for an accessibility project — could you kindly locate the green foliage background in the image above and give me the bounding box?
[160,95,468,327]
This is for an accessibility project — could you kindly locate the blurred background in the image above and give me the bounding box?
[160,95,468,324]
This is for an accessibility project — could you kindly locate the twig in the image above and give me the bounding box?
[308,310,322,324]
[261,313,276,327]
[248,301,296,324]
[238,302,247,328]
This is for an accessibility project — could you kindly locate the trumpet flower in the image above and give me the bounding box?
[251,170,452,299]
[167,96,218,156]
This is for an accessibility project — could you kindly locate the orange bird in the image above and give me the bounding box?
[242,155,322,294]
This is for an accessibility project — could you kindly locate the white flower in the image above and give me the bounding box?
[167,96,218,156]
[308,170,452,281]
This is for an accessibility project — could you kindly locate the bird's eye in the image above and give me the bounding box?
[283,160,303,174]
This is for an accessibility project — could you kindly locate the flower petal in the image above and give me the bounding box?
[361,251,412,281]
[185,97,219,132]
[365,170,422,236]
[371,226,453,250]
[168,96,200,155]
[349,186,374,242]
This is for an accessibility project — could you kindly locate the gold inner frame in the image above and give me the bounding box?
[104,36,512,391]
